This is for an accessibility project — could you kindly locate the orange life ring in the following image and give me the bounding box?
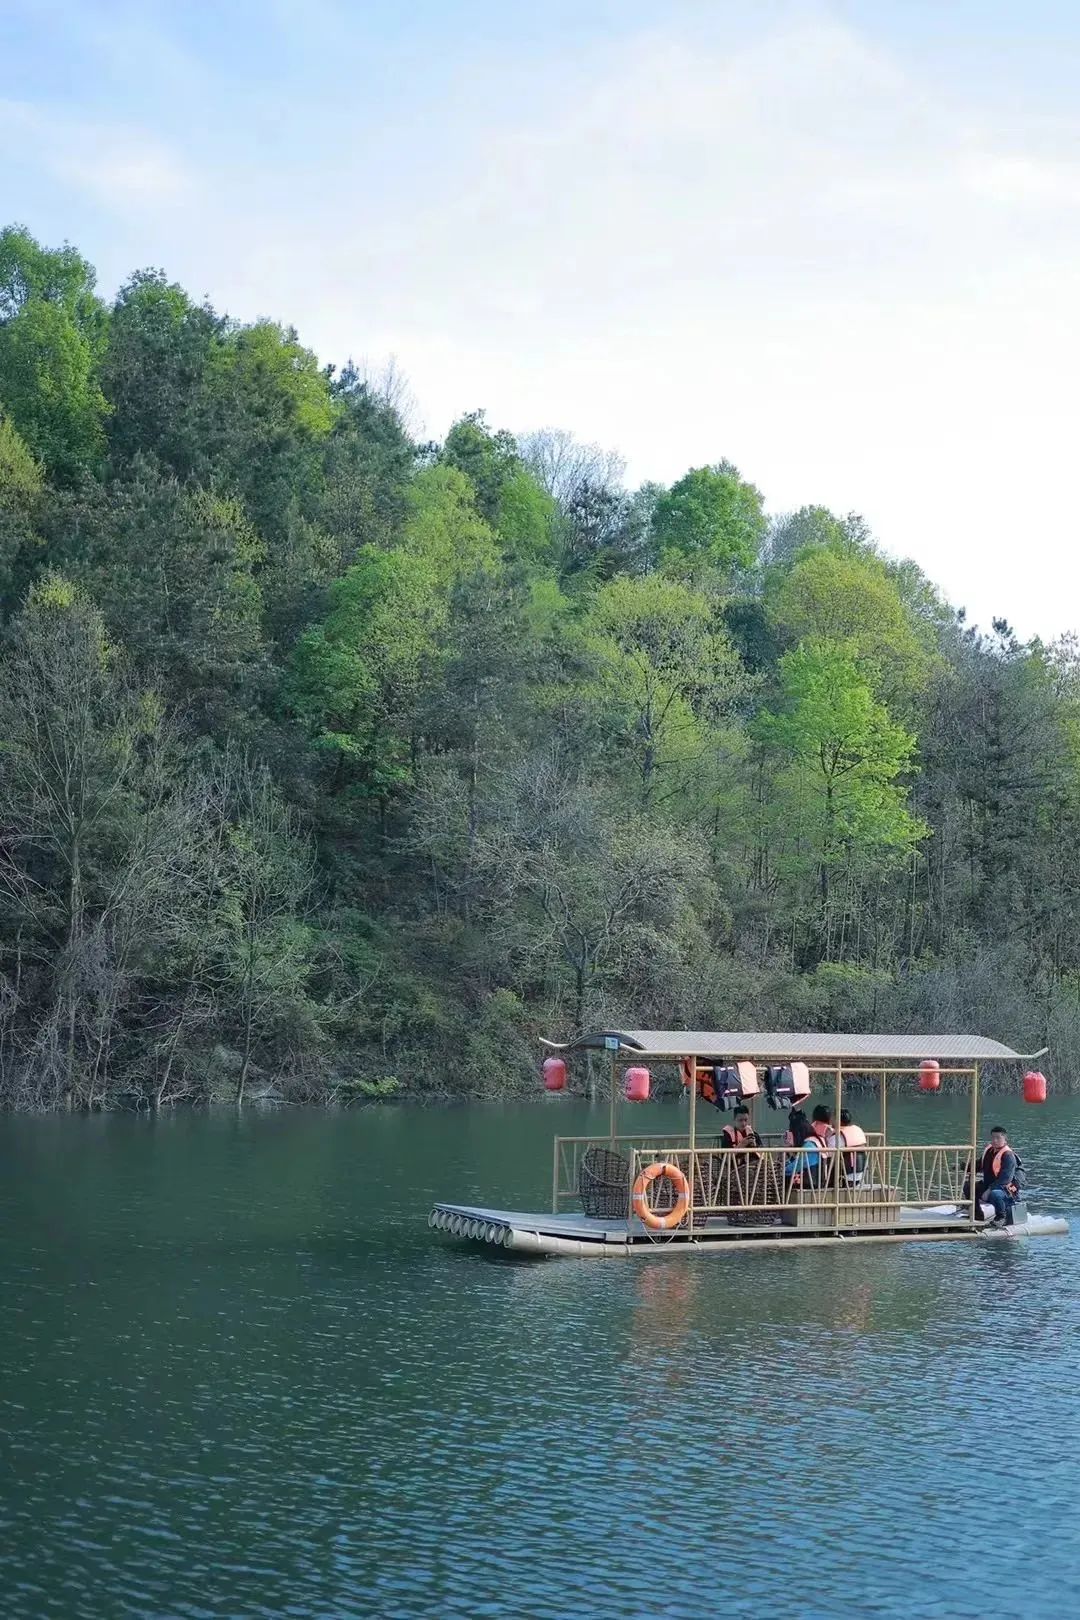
[632,1161,691,1230]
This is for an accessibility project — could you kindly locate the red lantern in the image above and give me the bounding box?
[918,1059,941,1092]
[624,1066,650,1103]
[1023,1070,1048,1105]
[542,1057,567,1092]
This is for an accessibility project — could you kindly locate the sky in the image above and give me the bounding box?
[5,0,1080,637]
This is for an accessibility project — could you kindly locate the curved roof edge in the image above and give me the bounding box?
[541,1030,1047,1062]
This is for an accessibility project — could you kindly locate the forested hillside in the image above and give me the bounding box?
[0,222,1077,1109]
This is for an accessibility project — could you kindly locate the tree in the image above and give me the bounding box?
[0,224,104,339]
[442,411,520,524]
[475,756,713,1032]
[203,320,337,540]
[652,461,766,577]
[0,226,109,480]
[519,427,639,581]
[100,268,221,475]
[203,752,319,1106]
[768,543,934,710]
[0,412,43,607]
[518,427,625,506]
[584,573,750,811]
[0,298,109,477]
[288,546,441,802]
[756,639,925,961]
[764,504,867,567]
[288,466,501,803]
[52,461,267,734]
[0,577,196,1106]
[443,411,555,560]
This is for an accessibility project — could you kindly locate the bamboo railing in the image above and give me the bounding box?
[555,1135,969,1229]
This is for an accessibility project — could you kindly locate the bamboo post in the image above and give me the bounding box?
[969,1063,979,1225]
[688,1052,697,1240]
[834,1062,843,1232]
[552,1132,559,1215]
[880,1067,888,1141]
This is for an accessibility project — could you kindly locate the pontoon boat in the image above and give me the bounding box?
[428,1031,1069,1257]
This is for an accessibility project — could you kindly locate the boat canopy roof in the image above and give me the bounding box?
[544,1030,1040,1062]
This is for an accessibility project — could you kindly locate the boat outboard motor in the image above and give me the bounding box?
[764,1061,812,1110]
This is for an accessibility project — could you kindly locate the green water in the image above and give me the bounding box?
[2,1095,1079,1619]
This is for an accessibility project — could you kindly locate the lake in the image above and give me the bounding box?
[2,1093,1079,1619]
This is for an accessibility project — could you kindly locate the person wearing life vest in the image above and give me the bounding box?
[976,1125,1019,1228]
[784,1107,811,1149]
[719,1104,764,1221]
[798,1105,833,1188]
[829,1108,867,1185]
[720,1105,762,1152]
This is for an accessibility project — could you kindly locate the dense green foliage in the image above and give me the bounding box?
[0,222,1078,1107]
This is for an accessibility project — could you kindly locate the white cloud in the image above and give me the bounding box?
[1,99,196,209]
[302,11,1077,638]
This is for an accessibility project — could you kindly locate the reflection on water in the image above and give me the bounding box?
[1,1096,1079,1619]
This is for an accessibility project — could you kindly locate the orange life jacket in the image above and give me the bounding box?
[838,1122,867,1178]
[981,1143,1013,1182]
[978,1142,1024,1202]
[721,1124,760,1149]
[682,1058,720,1106]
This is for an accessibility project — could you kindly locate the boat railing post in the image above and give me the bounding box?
[688,1050,696,1241]
[834,1061,843,1232]
[552,1132,560,1215]
[608,1047,617,1149]
[880,1066,887,1144]
[969,1062,979,1226]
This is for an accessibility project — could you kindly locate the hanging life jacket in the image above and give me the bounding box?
[682,1063,754,1112]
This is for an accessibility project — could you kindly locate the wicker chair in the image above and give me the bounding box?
[578,1145,633,1219]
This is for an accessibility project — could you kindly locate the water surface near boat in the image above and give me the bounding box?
[2,1096,1079,1618]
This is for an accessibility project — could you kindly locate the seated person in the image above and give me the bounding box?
[970,1125,1021,1229]
[785,1106,811,1149]
[829,1108,868,1185]
[719,1104,764,1220]
[797,1105,833,1189]
[720,1104,762,1150]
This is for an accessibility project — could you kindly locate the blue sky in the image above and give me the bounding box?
[5,0,1080,636]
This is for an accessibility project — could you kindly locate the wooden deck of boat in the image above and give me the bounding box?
[428,1199,1064,1256]
[438,1203,971,1239]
